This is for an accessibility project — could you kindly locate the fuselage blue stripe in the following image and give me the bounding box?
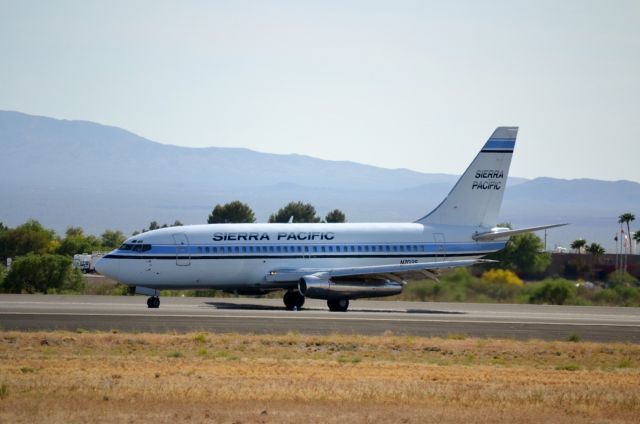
[113,241,505,256]
[104,252,494,260]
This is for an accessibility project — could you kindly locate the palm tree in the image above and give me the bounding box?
[633,231,640,248]
[570,239,587,254]
[618,213,636,254]
[586,242,605,256]
[586,243,606,280]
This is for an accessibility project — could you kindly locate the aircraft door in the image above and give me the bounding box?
[172,233,191,266]
[433,233,446,260]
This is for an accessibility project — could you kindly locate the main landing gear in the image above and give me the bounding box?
[146,296,160,309]
[283,290,305,310]
[327,298,349,312]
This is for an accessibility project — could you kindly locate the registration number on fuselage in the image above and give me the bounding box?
[400,259,418,264]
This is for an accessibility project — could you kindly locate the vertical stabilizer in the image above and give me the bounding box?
[417,127,518,228]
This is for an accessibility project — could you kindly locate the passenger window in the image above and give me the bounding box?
[313,246,318,252]
[304,246,309,252]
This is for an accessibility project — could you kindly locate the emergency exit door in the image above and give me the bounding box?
[433,233,446,260]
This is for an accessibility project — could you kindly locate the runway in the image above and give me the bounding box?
[1,294,639,342]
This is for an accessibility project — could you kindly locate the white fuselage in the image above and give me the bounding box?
[97,222,506,291]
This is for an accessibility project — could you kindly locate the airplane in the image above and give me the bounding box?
[95,127,565,311]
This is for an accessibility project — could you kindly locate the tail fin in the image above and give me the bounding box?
[417,127,518,228]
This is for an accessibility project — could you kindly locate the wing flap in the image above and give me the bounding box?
[266,259,495,283]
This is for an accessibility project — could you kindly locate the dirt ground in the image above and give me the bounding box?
[1,331,639,423]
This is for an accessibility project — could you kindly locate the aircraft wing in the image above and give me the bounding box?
[472,223,568,241]
[265,259,495,283]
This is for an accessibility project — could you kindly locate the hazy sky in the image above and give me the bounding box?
[1,0,639,181]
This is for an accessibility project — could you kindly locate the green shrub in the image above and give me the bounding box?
[567,333,581,342]
[607,271,637,288]
[524,278,577,305]
[0,263,6,291]
[4,254,85,294]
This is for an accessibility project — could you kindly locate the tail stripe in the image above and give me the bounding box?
[482,138,515,152]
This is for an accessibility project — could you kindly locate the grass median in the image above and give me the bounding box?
[1,330,639,423]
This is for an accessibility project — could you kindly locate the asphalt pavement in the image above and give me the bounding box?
[1,294,639,342]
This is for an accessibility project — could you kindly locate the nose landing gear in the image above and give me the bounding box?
[146,296,160,308]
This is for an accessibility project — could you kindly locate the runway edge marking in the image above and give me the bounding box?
[1,312,639,327]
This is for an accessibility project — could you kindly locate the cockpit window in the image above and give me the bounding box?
[131,244,152,252]
[119,243,133,250]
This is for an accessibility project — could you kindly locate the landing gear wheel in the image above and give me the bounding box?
[283,291,305,310]
[327,298,349,312]
[147,296,160,309]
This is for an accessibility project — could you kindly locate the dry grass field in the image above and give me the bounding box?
[1,331,639,423]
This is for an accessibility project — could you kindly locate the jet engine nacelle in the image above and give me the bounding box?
[298,275,402,300]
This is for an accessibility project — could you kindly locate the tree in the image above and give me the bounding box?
[101,230,126,249]
[208,201,256,224]
[4,253,84,294]
[586,242,605,256]
[57,230,102,256]
[586,242,606,280]
[269,201,321,223]
[65,226,84,237]
[0,223,10,261]
[487,232,551,276]
[0,219,56,260]
[618,213,635,253]
[570,239,587,254]
[139,220,183,232]
[0,262,6,292]
[325,209,346,223]
[634,231,640,247]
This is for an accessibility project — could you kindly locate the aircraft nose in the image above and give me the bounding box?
[95,256,119,280]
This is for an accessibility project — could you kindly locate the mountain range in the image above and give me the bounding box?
[1,110,639,251]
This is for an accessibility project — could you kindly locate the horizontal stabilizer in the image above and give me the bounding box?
[472,223,568,241]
